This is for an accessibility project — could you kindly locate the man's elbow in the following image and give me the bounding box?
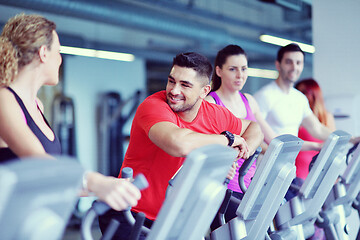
[168,145,190,158]
[251,121,264,142]
[166,135,192,157]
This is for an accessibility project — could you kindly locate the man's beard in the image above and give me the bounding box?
[167,97,199,113]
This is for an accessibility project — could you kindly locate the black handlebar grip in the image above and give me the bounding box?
[238,146,262,177]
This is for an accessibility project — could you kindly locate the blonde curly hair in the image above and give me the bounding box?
[0,37,17,87]
[0,13,56,87]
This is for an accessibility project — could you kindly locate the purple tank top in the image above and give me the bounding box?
[208,91,257,193]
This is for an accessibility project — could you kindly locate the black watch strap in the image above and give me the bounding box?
[221,131,234,147]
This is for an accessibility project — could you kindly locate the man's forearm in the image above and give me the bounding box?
[149,122,230,157]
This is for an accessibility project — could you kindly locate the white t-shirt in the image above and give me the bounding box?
[254,81,313,136]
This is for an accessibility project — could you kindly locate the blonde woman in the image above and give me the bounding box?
[0,14,140,211]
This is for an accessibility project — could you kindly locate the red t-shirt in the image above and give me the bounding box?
[120,91,243,220]
[295,126,322,179]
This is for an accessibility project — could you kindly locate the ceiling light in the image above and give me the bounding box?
[248,67,278,79]
[60,46,135,62]
[259,34,315,54]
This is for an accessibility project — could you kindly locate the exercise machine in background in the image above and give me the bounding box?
[210,134,303,240]
[52,94,77,157]
[316,143,360,239]
[52,93,83,227]
[270,130,351,240]
[98,91,142,177]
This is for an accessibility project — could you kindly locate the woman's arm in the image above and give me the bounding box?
[326,111,336,132]
[301,114,332,141]
[245,93,277,146]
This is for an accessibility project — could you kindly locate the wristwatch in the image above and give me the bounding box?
[221,131,234,147]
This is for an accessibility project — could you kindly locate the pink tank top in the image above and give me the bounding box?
[208,91,257,193]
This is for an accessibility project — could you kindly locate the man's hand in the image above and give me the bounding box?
[233,135,250,159]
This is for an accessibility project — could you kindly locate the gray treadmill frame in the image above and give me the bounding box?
[272,130,351,239]
[211,134,303,240]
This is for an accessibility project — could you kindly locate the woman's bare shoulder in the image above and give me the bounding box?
[0,87,16,103]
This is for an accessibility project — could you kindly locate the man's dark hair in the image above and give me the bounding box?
[276,43,305,62]
[172,52,212,85]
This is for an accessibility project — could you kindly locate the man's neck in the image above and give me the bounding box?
[176,101,202,123]
[275,77,293,94]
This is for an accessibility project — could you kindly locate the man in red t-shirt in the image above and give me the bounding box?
[99,52,263,240]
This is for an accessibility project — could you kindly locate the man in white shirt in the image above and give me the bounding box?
[254,43,331,151]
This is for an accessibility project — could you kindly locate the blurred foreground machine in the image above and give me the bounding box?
[0,156,84,240]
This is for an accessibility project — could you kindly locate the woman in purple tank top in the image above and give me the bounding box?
[0,14,140,212]
[205,45,277,227]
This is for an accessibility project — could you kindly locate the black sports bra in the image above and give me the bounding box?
[0,87,61,163]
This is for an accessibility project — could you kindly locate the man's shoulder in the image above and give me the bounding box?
[139,91,166,107]
[202,100,234,117]
[136,90,174,119]
[200,100,241,133]
[145,90,166,101]
[202,99,225,110]
[290,88,308,101]
[290,88,311,107]
[134,91,177,131]
[291,87,305,96]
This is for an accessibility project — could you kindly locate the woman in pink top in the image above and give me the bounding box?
[206,45,276,194]
[205,45,276,226]
[295,79,336,179]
